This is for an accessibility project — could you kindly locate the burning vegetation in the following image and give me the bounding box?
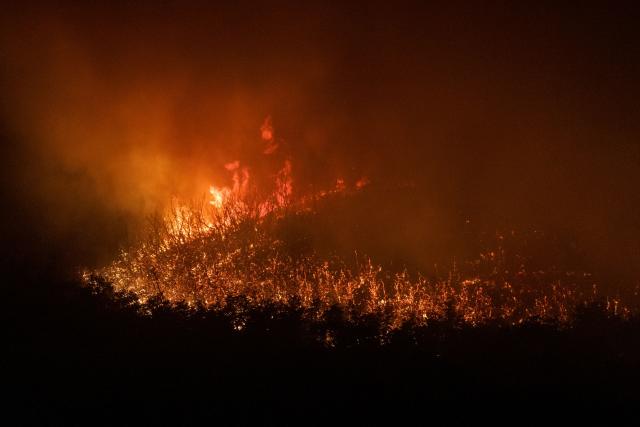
[83,118,634,337]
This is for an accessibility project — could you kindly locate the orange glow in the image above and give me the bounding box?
[275,159,293,205]
[356,176,370,189]
[209,186,228,209]
[261,116,279,155]
[83,117,630,331]
[260,116,274,141]
[224,161,240,171]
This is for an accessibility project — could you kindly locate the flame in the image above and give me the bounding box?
[261,116,279,155]
[209,186,228,209]
[84,116,633,332]
[275,159,293,205]
[207,160,251,211]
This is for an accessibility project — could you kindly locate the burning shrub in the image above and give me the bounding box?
[83,118,631,333]
[86,186,625,334]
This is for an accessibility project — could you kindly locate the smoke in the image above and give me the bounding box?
[1,2,639,284]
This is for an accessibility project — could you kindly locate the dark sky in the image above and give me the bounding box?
[1,1,639,284]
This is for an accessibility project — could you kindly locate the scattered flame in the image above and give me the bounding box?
[85,116,634,333]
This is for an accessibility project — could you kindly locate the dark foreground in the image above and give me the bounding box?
[6,276,640,424]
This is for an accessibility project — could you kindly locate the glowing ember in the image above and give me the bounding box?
[85,118,631,331]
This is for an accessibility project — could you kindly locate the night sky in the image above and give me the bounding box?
[1,1,639,286]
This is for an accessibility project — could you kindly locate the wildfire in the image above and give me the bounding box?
[85,117,631,332]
